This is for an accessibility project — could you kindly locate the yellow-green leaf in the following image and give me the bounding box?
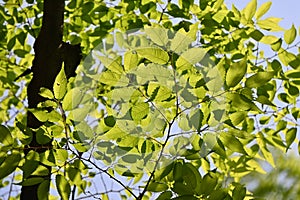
[135,47,169,64]
[255,1,272,19]
[226,57,247,87]
[176,48,206,71]
[97,56,123,74]
[62,87,84,111]
[130,102,149,121]
[144,26,168,46]
[124,51,139,72]
[257,17,283,32]
[284,24,297,45]
[39,87,54,99]
[286,128,297,151]
[242,0,257,21]
[220,132,247,154]
[53,66,67,100]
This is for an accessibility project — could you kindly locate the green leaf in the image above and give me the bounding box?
[135,47,169,64]
[229,111,247,126]
[232,184,246,200]
[56,174,71,200]
[130,102,149,121]
[242,0,257,21]
[245,72,274,88]
[22,177,44,186]
[249,30,264,41]
[286,128,297,151]
[53,66,67,100]
[256,95,275,106]
[104,115,116,127]
[147,181,168,192]
[36,128,52,145]
[0,125,13,146]
[144,26,168,46]
[260,35,279,44]
[176,48,206,71]
[257,132,275,167]
[172,196,198,200]
[62,87,84,111]
[255,1,272,20]
[227,93,261,112]
[200,173,218,196]
[124,51,139,72]
[257,17,284,31]
[271,38,282,51]
[170,29,194,54]
[285,70,300,79]
[39,87,54,99]
[219,132,247,154]
[68,104,94,122]
[157,191,172,200]
[226,57,247,87]
[121,154,141,163]
[38,180,50,200]
[0,151,21,179]
[173,182,194,196]
[30,109,48,122]
[284,24,297,45]
[183,163,202,192]
[97,56,123,74]
[173,161,183,181]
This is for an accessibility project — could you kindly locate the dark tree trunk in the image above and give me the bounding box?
[21,0,65,199]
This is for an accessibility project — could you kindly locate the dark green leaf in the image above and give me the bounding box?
[147,181,168,192]
[0,125,13,146]
[0,152,21,179]
[56,174,71,200]
[245,72,274,88]
[104,115,116,127]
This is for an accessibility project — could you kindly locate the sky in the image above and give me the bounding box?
[225,0,300,29]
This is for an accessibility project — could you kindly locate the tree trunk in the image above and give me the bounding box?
[21,0,65,199]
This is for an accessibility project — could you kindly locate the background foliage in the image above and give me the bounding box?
[0,0,300,199]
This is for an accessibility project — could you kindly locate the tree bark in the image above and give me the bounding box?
[21,0,65,199]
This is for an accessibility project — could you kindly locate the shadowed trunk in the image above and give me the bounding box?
[21,0,64,199]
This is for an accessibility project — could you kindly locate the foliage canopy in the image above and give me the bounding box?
[0,0,300,199]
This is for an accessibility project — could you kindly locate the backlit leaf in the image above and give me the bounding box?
[284,24,297,45]
[242,0,257,21]
[124,51,139,72]
[245,72,274,88]
[136,47,169,64]
[130,102,149,121]
[176,48,206,71]
[219,132,247,154]
[286,128,297,151]
[39,87,54,99]
[257,17,283,31]
[53,66,67,100]
[255,1,272,19]
[145,26,168,46]
[226,57,247,87]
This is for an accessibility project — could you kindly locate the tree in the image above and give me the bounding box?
[0,0,300,199]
